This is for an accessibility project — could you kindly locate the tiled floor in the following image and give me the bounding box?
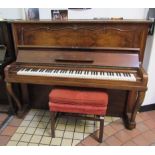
[0,113,10,131]
[78,110,155,146]
[0,113,8,126]
[0,109,116,146]
[0,109,155,146]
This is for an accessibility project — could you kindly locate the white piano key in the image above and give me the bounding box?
[130,73,136,81]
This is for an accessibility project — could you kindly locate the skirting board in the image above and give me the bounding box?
[140,103,155,112]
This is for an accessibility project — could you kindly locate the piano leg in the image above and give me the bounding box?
[20,84,29,109]
[124,90,146,130]
[6,90,16,115]
[6,82,29,118]
[130,91,146,128]
[6,82,22,110]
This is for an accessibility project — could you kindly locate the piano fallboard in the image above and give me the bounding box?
[16,48,140,68]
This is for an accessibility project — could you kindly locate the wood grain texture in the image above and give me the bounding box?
[11,20,151,62]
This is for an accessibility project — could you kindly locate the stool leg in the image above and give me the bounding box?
[99,117,104,143]
[51,111,55,138]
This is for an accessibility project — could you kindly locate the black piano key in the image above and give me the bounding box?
[39,69,44,72]
[20,68,25,71]
[71,71,75,74]
[31,68,38,72]
[64,70,68,73]
[25,68,31,71]
[45,69,51,73]
[126,73,129,77]
[123,73,127,77]
[60,70,64,73]
[77,71,81,74]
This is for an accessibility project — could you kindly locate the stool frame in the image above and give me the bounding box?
[50,111,105,143]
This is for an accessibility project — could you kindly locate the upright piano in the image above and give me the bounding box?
[4,20,151,129]
[0,21,15,112]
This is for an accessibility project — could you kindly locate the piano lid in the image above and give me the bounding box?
[0,45,6,62]
[16,48,139,68]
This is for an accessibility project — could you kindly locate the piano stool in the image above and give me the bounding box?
[49,88,109,143]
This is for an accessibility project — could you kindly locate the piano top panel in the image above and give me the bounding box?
[11,20,150,63]
[11,19,152,24]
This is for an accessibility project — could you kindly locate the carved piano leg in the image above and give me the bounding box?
[124,90,145,130]
[130,91,146,127]
[6,82,27,118]
[123,90,137,129]
[6,90,16,115]
[6,82,22,110]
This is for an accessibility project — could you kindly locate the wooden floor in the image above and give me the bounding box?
[0,110,155,146]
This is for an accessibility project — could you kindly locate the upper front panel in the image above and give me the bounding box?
[12,21,150,62]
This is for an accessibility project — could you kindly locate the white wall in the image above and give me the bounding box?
[0,8,24,19]
[39,8,148,19]
[143,30,155,105]
[68,8,148,19]
[0,8,154,106]
[0,8,148,20]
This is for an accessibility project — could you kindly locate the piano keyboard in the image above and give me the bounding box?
[17,68,136,81]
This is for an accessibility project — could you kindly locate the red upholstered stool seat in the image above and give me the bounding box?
[49,88,109,143]
[49,88,108,115]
